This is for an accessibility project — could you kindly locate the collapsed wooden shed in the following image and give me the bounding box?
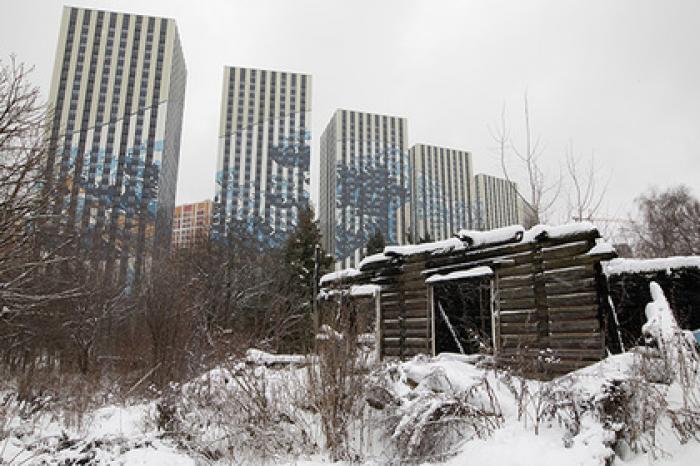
[604,257,700,353]
[320,223,618,377]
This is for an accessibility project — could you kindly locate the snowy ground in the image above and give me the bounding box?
[2,346,699,465]
[3,281,699,465]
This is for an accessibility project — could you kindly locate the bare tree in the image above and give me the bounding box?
[564,140,609,222]
[490,94,561,224]
[631,185,700,258]
[0,56,76,315]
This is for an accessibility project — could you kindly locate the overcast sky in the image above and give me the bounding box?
[3,0,699,223]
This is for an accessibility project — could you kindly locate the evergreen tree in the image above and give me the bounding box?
[365,228,386,256]
[283,206,333,303]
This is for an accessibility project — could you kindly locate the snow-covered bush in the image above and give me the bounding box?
[150,360,318,463]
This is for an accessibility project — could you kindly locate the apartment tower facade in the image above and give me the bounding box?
[172,200,213,249]
[319,109,409,268]
[473,174,522,230]
[46,6,186,283]
[213,66,311,246]
[408,144,474,242]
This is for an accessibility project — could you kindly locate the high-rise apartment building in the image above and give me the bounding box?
[213,66,311,246]
[172,200,213,249]
[46,6,186,283]
[319,109,409,268]
[473,174,521,230]
[408,144,474,242]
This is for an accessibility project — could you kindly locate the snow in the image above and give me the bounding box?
[120,447,195,466]
[384,237,464,257]
[440,422,612,466]
[246,348,308,365]
[4,343,700,465]
[357,252,389,269]
[319,267,361,285]
[521,221,598,242]
[586,240,616,256]
[425,266,494,284]
[456,225,525,247]
[642,282,679,346]
[604,256,700,275]
[349,284,380,297]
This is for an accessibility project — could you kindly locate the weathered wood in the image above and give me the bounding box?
[499,310,538,323]
[500,322,539,334]
[545,278,597,294]
[498,286,535,300]
[549,319,601,333]
[541,241,592,260]
[547,292,598,307]
[500,297,537,310]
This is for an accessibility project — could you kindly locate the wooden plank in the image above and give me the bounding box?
[543,254,606,271]
[382,289,426,300]
[500,297,537,310]
[381,317,429,328]
[499,310,538,323]
[497,274,533,288]
[541,348,605,360]
[541,241,592,261]
[383,327,429,338]
[499,322,539,334]
[499,286,535,300]
[545,278,597,294]
[383,308,428,320]
[547,304,599,314]
[497,263,535,278]
[549,319,600,333]
[546,337,603,350]
[543,265,596,281]
[547,292,598,307]
[499,334,539,347]
[548,309,598,321]
[548,331,602,340]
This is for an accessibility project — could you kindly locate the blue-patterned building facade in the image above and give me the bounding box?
[46,6,186,283]
[213,66,311,246]
[319,109,409,269]
[408,144,474,241]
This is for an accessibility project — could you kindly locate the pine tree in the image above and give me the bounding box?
[283,206,333,302]
[365,228,386,256]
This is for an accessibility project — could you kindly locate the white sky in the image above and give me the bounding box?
[2,0,699,223]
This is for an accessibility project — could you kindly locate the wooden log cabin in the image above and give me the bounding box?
[319,222,618,378]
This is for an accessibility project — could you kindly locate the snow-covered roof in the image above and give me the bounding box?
[604,256,700,276]
[353,222,602,271]
[383,237,464,257]
[319,268,362,286]
[357,253,389,269]
[425,266,494,284]
[456,225,524,247]
[521,221,598,243]
[586,241,616,256]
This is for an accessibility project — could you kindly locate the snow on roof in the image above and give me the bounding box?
[586,241,616,256]
[357,253,389,269]
[521,222,598,242]
[349,284,381,297]
[604,256,700,276]
[457,225,524,247]
[319,268,362,286]
[383,237,464,257]
[425,266,494,284]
